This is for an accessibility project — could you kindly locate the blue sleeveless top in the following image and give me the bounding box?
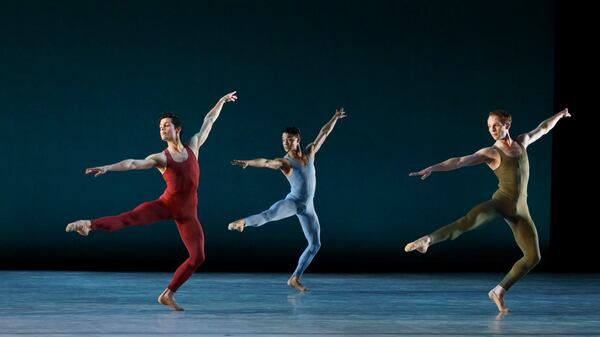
[284,153,316,201]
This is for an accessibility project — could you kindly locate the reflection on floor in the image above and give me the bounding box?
[1,272,598,336]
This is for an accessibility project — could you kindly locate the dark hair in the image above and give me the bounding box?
[489,109,512,125]
[282,126,301,138]
[159,112,182,129]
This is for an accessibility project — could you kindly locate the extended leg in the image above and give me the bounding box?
[405,199,501,253]
[228,198,297,232]
[66,199,171,235]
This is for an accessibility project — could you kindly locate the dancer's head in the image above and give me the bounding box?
[282,126,301,152]
[159,112,182,142]
[488,109,511,141]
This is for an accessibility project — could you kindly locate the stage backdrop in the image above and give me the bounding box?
[0,0,554,271]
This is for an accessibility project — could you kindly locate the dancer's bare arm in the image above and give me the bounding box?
[189,91,237,155]
[306,107,347,155]
[409,147,499,180]
[518,108,571,148]
[231,158,292,174]
[85,153,166,177]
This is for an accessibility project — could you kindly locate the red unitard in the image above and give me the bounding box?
[91,145,204,292]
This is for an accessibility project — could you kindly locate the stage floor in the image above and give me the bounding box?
[1,272,598,336]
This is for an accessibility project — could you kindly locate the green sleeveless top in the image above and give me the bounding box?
[492,140,529,201]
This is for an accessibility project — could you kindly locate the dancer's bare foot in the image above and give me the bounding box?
[158,288,184,311]
[488,286,508,314]
[65,220,91,236]
[228,219,245,232]
[287,276,309,292]
[404,236,431,253]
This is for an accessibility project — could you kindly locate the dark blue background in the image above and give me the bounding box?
[0,0,558,271]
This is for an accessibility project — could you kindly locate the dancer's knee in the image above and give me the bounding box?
[189,251,205,269]
[308,241,321,255]
[262,210,276,222]
[525,252,541,268]
[120,211,141,227]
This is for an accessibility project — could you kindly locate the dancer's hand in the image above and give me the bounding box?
[409,167,432,180]
[220,91,238,103]
[231,160,248,169]
[85,166,108,177]
[334,107,347,119]
[560,107,571,118]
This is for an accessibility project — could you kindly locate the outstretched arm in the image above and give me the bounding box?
[231,158,291,172]
[306,107,347,155]
[189,91,238,154]
[409,147,498,180]
[518,108,571,148]
[85,153,165,177]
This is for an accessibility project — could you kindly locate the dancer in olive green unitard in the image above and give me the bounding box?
[405,108,570,313]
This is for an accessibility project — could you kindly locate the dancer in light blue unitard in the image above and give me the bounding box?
[228,108,347,291]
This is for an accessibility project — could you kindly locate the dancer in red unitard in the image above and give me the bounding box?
[66,91,237,311]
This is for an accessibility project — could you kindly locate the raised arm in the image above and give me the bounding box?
[231,158,292,173]
[306,107,347,155]
[518,108,571,148]
[188,91,238,154]
[85,153,166,177]
[409,147,498,180]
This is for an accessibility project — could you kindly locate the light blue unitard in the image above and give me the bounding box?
[244,153,320,278]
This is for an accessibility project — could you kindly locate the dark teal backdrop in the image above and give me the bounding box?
[0,0,555,271]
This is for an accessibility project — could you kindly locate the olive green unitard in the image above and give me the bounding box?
[428,141,540,290]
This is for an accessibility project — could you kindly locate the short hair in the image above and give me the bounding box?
[159,112,182,129]
[282,126,301,138]
[489,109,512,125]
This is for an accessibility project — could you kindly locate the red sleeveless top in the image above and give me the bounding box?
[159,145,199,219]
